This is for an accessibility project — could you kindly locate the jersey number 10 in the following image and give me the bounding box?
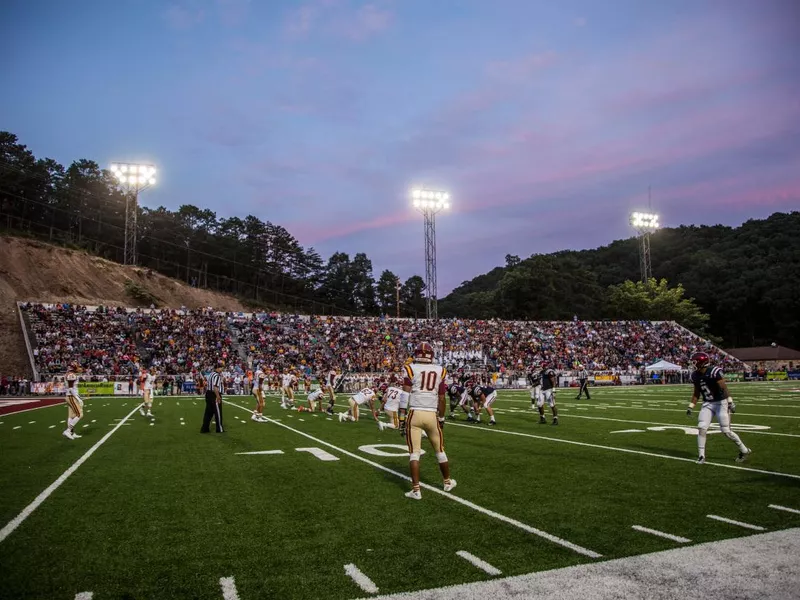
[420,371,438,392]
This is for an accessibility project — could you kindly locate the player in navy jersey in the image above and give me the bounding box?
[686,352,750,464]
[446,383,472,420]
[469,384,498,425]
[537,364,559,425]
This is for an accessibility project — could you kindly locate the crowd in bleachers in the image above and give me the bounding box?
[20,304,741,381]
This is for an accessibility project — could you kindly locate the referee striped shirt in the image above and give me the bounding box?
[207,371,223,394]
[578,369,589,380]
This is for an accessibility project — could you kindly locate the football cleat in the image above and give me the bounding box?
[697,455,706,464]
[251,413,261,421]
[735,449,751,463]
[62,429,75,440]
[539,416,547,424]
[337,412,346,423]
[488,420,497,426]
[443,479,457,492]
[378,421,385,432]
[71,432,82,439]
[552,417,558,426]
[139,408,146,417]
[404,490,422,501]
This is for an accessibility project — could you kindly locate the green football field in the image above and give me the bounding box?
[1,383,799,599]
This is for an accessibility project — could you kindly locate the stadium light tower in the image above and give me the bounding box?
[629,211,659,283]
[411,187,450,320]
[110,163,157,266]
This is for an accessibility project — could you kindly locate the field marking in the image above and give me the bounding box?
[549,413,800,438]
[13,425,21,429]
[219,576,240,600]
[456,551,502,575]
[74,593,93,600]
[297,447,340,461]
[0,402,63,415]
[345,563,379,594]
[224,400,601,558]
[236,450,285,455]
[447,422,800,481]
[631,525,691,543]
[0,404,142,544]
[706,515,766,531]
[768,504,800,515]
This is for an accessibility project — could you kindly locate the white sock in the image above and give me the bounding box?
[68,416,80,430]
[724,430,747,452]
[698,429,707,456]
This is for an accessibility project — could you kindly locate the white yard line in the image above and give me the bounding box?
[768,504,800,515]
[456,551,502,575]
[706,515,766,531]
[219,576,240,600]
[236,450,285,455]
[74,593,93,600]
[345,563,380,594]
[631,525,691,543]
[0,404,141,544]
[224,400,601,558]
[447,423,800,481]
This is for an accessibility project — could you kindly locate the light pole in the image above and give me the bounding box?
[629,211,659,283]
[411,187,450,320]
[110,163,157,266]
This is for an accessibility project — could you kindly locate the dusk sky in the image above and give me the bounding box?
[2,0,799,294]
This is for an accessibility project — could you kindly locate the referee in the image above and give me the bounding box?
[201,363,225,433]
[576,364,591,400]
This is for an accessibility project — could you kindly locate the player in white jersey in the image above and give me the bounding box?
[339,387,377,422]
[322,368,338,414]
[62,365,84,440]
[281,371,298,409]
[140,368,156,418]
[251,366,267,422]
[377,383,408,431]
[401,342,455,500]
[298,388,325,412]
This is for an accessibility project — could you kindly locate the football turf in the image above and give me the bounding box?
[1,383,799,599]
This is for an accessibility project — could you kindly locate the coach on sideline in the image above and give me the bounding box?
[201,362,225,433]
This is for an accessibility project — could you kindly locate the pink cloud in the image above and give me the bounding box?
[292,210,415,245]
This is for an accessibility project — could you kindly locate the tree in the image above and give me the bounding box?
[376,270,399,316]
[401,275,426,318]
[606,278,710,331]
[350,252,377,315]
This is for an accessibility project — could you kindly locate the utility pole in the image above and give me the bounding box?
[395,277,401,318]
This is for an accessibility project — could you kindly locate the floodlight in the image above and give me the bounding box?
[149,178,156,185]
[630,211,659,231]
[120,165,128,173]
[443,202,450,210]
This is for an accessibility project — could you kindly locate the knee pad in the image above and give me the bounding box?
[409,452,420,462]
[436,452,448,464]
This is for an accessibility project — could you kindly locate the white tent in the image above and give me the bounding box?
[645,359,684,371]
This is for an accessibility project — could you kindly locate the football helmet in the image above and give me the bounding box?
[414,341,435,363]
[692,352,710,370]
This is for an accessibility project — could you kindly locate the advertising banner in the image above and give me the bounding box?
[788,372,800,380]
[767,371,788,381]
[725,372,744,382]
[31,382,67,395]
[78,382,115,395]
[113,381,140,395]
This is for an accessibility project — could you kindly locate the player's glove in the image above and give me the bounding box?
[438,416,445,429]
[686,405,693,417]
[727,398,736,413]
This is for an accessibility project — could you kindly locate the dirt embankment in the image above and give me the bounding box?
[0,236,246,377]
